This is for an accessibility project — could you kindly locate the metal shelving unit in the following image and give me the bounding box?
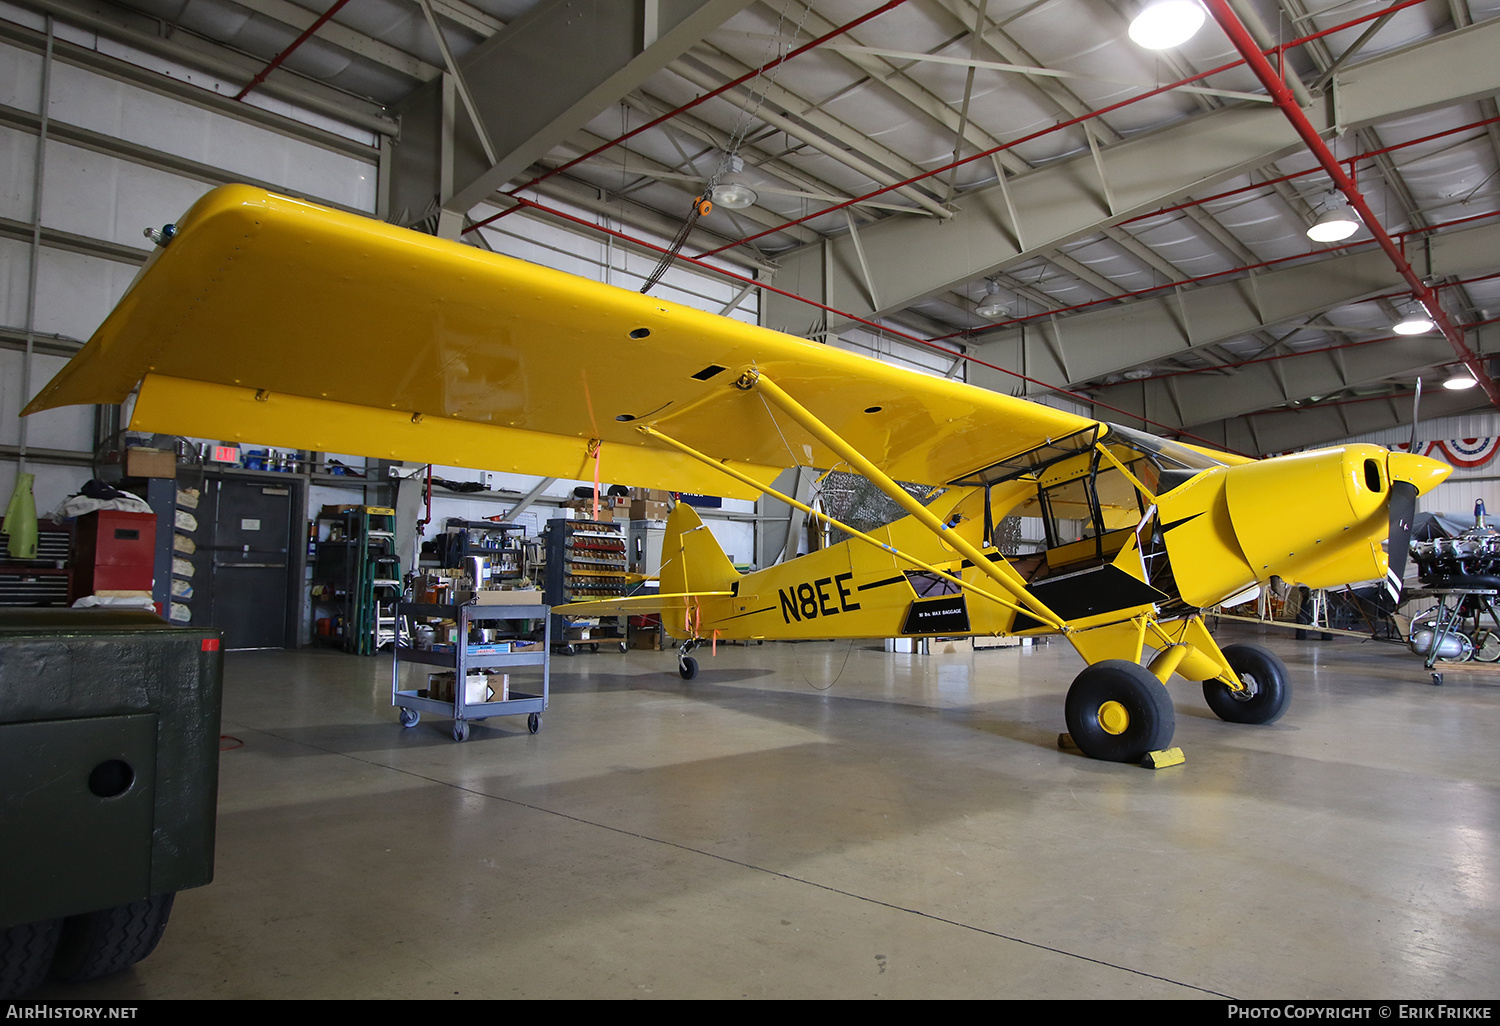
[391,601,550,742]
[439,519,527,585]
[544,519,628,655]
[311,507,400,654]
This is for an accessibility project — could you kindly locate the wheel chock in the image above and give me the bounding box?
[1058,733,1184,768]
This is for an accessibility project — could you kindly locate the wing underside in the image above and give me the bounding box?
[26,186,1101,496]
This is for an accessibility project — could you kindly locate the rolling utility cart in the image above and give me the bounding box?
[544,519,628,655]
[392,601,550,742]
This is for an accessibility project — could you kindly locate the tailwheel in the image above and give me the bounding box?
[1064,660,1176,763]
[677,639,702,681]
[1203,644,1291,725]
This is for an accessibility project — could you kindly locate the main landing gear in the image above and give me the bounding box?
[1064,661,1175,764]
[1203,644,1291,725]
[1064,644,1291,763]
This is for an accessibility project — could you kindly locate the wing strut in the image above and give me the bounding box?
[728,370,1069,632]
[636,423,1060,627]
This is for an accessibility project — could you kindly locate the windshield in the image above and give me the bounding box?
[1102,423,1229,473]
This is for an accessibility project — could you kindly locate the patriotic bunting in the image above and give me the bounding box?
[1391,437,1500,469]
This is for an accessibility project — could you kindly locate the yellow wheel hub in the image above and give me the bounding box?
[1097,700,1130,735]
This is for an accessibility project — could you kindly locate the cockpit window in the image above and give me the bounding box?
[948,426,1100,487]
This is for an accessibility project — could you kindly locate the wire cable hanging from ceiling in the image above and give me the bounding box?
[639,0,813,295]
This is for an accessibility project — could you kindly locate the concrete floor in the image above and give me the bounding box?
[33,626,1500,1000]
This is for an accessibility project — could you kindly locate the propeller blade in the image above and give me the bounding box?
[1385,480,1419,606]
[1409,377,1422,454]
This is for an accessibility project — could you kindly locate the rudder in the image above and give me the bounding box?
[659,503,739,599]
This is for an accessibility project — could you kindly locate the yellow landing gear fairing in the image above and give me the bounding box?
[23,186,1453,764]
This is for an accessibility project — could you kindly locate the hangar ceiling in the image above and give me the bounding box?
[9,0,1500,455]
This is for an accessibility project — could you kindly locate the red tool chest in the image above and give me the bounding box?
[74,510,157,595]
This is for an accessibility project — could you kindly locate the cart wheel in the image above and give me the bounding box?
[619,641,629,653]
[50,893,174,984]
[590,643,600,653]
[528,713,541,734]
[563,644,576,656]
[398,707,419,728]
[453,720,470,742]
[1474,630,1500,663]
[0,919,62,998]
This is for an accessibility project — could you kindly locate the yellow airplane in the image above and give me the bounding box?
[24,185,1451,763]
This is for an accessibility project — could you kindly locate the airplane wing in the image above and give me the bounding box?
[26,185,1102,495]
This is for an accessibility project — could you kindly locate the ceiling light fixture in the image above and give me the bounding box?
[1128,1,1206,50]
[1443,366,1480,390]
[1393,303,1435,336]
[1305,197,1360,243]
[710,153,757,210]
[975,280,1009,319]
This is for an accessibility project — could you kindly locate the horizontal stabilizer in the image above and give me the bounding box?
[553,591,734,617]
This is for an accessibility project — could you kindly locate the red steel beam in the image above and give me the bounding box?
[462,0,917,236]
[942,208,1500,343]
[696,0,1434,258]
[235,0,353,102]
[696,54,1250,257]
[1117,112,1500,230]
[1204,0,1500,409]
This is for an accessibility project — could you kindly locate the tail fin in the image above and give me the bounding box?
[659,502,739,599]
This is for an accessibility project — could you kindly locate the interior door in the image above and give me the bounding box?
[194,478,297,650]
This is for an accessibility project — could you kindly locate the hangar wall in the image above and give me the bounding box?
[3,1,1485,602]
[0,5,769,565]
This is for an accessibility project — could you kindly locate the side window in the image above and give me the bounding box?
[1038,459,1148,551]
[1041,477,1092,545]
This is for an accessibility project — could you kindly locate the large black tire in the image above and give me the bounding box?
[678,655,699,681]
[1064,660,1176,763]
[49,893,175,984]
[0,919,62,999]
[1203,644,1291,725]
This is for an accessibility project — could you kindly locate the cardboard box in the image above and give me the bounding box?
[320,504,359,516]
[629,500,671,521]
[562,499,615,522]
[475,589,545,605]
[125,447,176,479]
[630,489,673,502]
[426,672,501,704]
[630,628,661,651]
